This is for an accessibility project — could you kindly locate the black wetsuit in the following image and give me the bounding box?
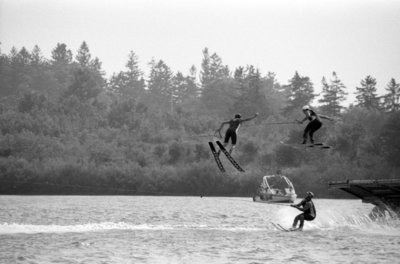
[303,110,322,143]
[293,198,316,228]
[224,118,241,145]
[299,199,316,221]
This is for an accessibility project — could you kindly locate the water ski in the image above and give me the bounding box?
[208,142,225,172]
[215,141,245,172]
[272,223,301,232]
[280,141,331,149]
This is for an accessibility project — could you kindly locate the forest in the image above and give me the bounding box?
[0,42,399,198]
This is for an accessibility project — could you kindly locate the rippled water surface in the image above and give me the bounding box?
[1,196,399,263]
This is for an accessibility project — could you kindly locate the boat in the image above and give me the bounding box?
[253,174,297,203]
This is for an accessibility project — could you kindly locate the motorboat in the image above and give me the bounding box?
[253,174,297,203]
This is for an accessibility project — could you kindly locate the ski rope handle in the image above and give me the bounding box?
[214,130,222,139]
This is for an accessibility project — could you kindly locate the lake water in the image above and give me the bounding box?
[0,196,399,264]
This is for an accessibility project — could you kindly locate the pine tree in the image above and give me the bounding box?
[75,41,91,67]
[147,59,173,113]
[51,43,72,65]
[200,48,232,115]
[108,51,145,98]
[318,72,347,116]
[125,51,145,97]
[200,48,211,89]
[355,75,380,109]
[188,65,199,98]
[232,65,268,117]
[171,72,187,105]
[89,57,104,75]
[31,45,45,66]
[66,68,103,101]
[383,78,400,112]
[282,71,315,115]
[200,48,229,89]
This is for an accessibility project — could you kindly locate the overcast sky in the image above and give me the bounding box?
[1,0,399,105]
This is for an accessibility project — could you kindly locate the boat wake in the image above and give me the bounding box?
[0,222,268,235]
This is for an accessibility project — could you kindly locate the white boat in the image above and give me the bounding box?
[252,174,297,203]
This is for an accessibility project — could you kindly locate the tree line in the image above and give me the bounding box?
[0,41,399,197]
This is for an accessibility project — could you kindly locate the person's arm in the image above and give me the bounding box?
[297,110,310,124]
[216,120,230,132]
[318,114,333,121]
[297,116,309,124]
[241,113,259,123]
[295,202,311,212]
[291,199,305,209]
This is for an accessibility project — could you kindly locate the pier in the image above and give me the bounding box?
[328,179,400,216]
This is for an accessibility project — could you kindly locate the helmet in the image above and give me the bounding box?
[302,105,310,111]
[306,191,314,198]
[235,114,242,118]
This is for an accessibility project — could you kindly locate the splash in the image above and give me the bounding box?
[309,207,400,235]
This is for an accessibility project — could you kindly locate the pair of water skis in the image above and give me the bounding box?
[208,141,245,173]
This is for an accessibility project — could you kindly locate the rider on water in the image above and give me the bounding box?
[297,105,333,144]
[216,113,258,155]
[290,191,316,231]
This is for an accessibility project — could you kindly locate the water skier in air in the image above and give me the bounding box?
[290,191,316,231]
[297,105,333,144]
[216,112,258,155]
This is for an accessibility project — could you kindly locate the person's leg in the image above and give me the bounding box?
[300,215,315,231]
[292,213,304,228]
[218,130,231,156]
[302,124,312,144]
[298,215,305,230]
[229,132,237,154]
[308,121,322,144]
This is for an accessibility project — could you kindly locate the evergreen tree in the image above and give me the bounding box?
[200,48,232,115]
[383,78,400,112]
[18,47,32,65]
[108,51,145,99]
[31,45,45,66]
[4,47,30,95]
[51,43,72,65]
[75,41,91,67]
[89,57,104,75]
[171,72,187,105]
[0,48,12,97]
[188,65,199,98]
[200,48,212,89]
[125,51,145,97]
[147,59,173,112]
[355,75,380,109]
[171,68,199,106]
[200,48,229,89]
[282,71,315,115]
[318,72,347,116]
[232,65,269,117]
[50,43,73,85]
[65,68,103,101]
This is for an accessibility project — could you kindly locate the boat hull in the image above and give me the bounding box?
[253,194,296,203]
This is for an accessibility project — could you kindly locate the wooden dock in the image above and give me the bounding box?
[328,179,400,214]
